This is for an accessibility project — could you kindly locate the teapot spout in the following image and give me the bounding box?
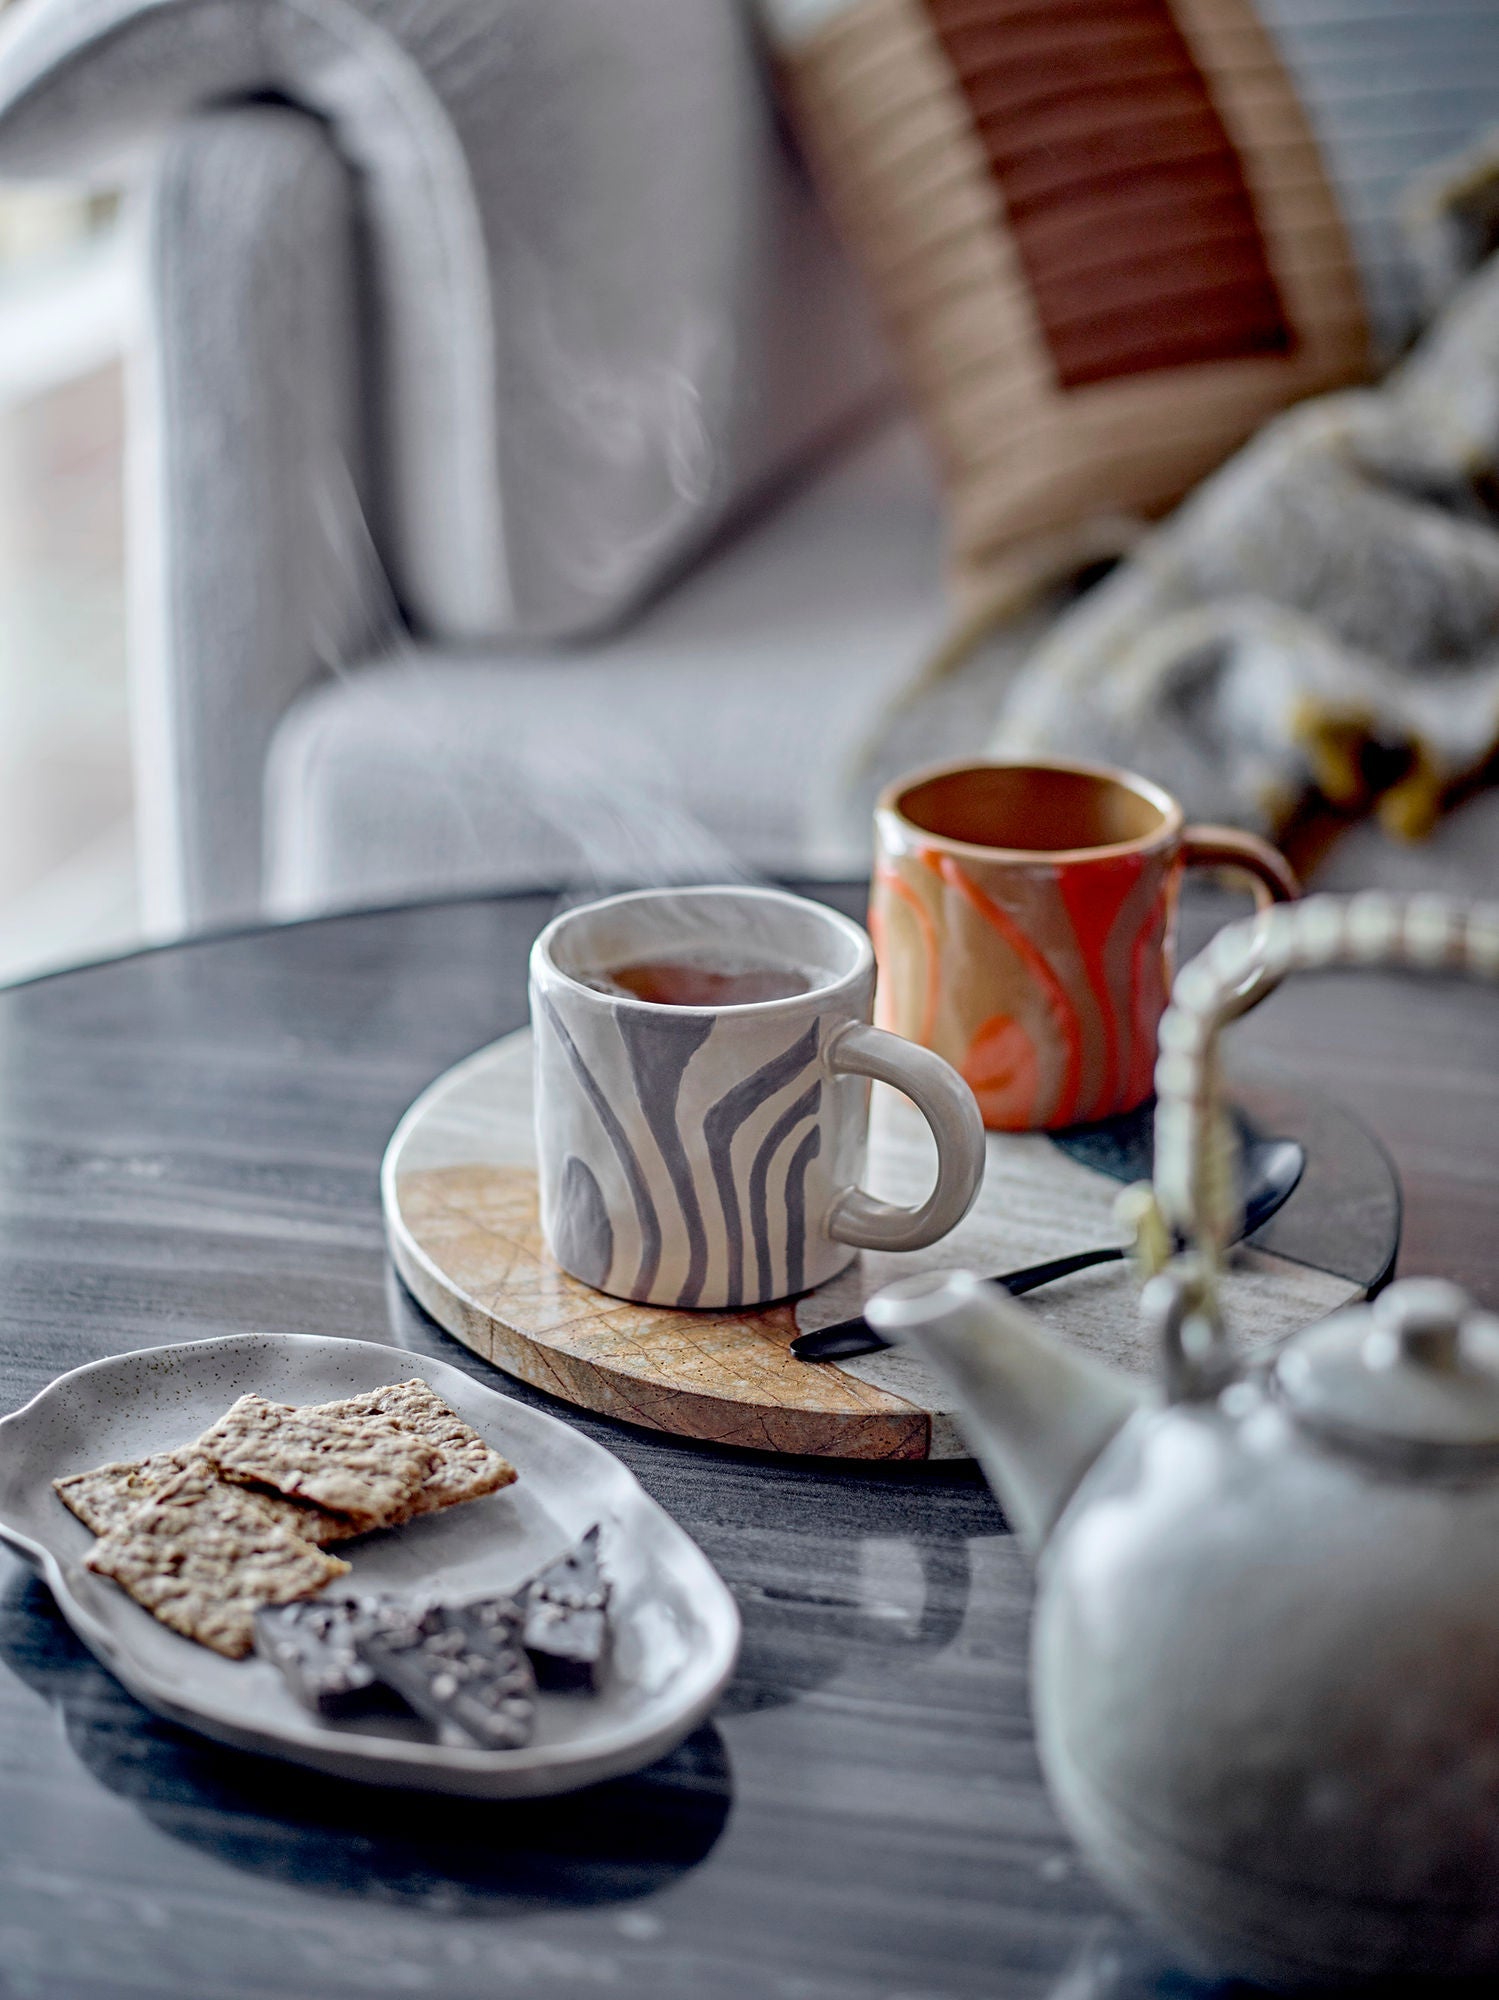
[867,1270,1149,1554]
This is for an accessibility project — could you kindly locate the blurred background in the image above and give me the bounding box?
[3,0,1499,983]
[0,160,134,980]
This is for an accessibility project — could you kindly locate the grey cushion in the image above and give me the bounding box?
[265,389,1496,915]
[264,421,959,912]
[0,0,890,644]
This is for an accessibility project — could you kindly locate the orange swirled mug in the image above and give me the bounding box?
[870,758,1300,1131]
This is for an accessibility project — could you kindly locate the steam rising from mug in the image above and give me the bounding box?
[261,458,760,915]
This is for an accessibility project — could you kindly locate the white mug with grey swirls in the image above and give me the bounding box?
[530,886,986,1310]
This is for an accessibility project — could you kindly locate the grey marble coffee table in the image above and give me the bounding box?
[0,883,1490,2000]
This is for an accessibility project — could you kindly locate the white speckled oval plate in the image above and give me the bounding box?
[0,1335,740,1797]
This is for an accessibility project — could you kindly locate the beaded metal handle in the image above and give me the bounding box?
[1131,891,1499,1399]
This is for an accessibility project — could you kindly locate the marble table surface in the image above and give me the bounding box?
[0,881,1493,2000]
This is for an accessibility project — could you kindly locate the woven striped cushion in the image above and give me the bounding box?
[763,0,1499,605]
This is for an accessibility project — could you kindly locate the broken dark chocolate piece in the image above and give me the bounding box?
[520,1525,611,1691]
[522,1598,608,1691]
[355,1597,536,1750]
[255,1596,394,1717]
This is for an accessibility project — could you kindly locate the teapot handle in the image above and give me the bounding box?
[1142,891,1499,1400]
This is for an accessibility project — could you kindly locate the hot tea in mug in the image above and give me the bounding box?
[580,955,813,1008]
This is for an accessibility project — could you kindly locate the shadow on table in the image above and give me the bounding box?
[0,1570,731,1916]
[1044,1915,1499,2000]
[1044,1918,1243,1999]
[719,1529,977,1716]
[385,1260,995,1718]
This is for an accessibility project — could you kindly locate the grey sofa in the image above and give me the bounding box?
[0,0,956,929]
[5,0,1499,933]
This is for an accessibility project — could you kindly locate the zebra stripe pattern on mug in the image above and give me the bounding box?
[536,993,828,1309]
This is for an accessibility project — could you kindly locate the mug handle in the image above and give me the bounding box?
[1180,826,1301,1016]
[823,1022,986,1252]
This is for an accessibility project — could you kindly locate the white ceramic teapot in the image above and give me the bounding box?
[867,892,1499,1989]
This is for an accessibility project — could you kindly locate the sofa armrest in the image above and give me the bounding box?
[0,0,891,648]
[132,103,381,929]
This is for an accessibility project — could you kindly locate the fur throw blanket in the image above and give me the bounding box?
[991,196,1499,841]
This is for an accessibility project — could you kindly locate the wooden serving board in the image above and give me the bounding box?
[382,1030,1394,1460]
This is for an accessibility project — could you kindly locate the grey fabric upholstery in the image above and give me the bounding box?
[14,0,1491,927]
[0,0,890,643]
[263,420,958,913]
[130,105,381,929]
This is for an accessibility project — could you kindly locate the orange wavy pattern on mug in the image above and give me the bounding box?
[1057,854,1148,1120]
[873,860,940,1046]
[926,851,1084,1126]
[867,897,891,1030]
[1124,908,1165,1110]
[962,1012,1040,1129]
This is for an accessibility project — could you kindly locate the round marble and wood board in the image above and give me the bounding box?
[382,1030,1399,1461]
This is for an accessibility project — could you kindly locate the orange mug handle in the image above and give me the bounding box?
[1181,825,1301,1015]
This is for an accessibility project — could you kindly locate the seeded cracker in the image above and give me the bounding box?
[310,1380,518,1516]
[198,1393,438,1533]
[55,1447,198,1535]
[85,1458,349,1658]
[54,1447,352,1545]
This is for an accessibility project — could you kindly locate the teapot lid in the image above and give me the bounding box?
[1275,1279,1499,1455]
